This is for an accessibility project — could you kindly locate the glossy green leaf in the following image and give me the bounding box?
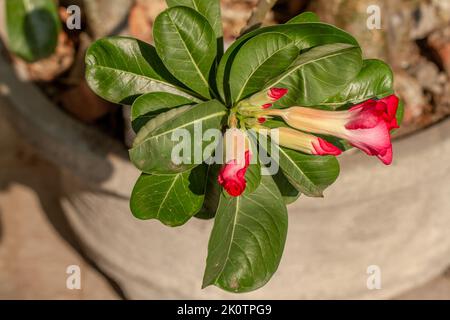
[396,100,405,126]
[130,100,227,174]
[154,7,217,98]
[131,92,195,132]
[133,105,191,146]
[320,59,394,110]
[5,0,61,62]
[266,43,363,108]
[202,175,288,293]
[270,145,340,197]
[130,165,207,226]
[166,0,223,47]
[195,164,221,220]
[286,12,320,24]
[217,23,359,104]
[272,169,300,204]
[85,37,198,104]
[243,163,262,195]
[229,32,299,103]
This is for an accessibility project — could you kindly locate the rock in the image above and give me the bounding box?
[128,0,167,43]
[272,0,310,23]
[409,1,440,40]
[83,0,133,38]
[59,80,113,123]
[433,0,450,26]
[394,71,430,129]
[64,32,92,85]
[17,31,75,82]
[413,59,444,95]
[428,26,450,76]
[221,0,276,45]
[309,0,389,60]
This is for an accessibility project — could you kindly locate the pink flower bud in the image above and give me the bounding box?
[312,137,343,156]
[268,88,289,101]
[245,87,289,109]
[257,117,267,124]
[276,127,342,156]
[266,95,399,165]
[218,150,251,197]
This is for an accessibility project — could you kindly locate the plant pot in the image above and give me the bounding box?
[1,42,450,299]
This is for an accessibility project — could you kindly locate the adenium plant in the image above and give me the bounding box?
[85,0,403,293]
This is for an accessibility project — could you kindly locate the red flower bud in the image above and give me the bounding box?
[276,127,342,156]
[268,88,289,101]
[218,151,251,197]
[257,117,267,124]
[312,137,343,156]
[243,88,289,110]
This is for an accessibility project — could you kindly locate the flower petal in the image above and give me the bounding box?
[311,138,342,156]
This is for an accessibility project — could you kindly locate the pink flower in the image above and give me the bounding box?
[276,127,342,156]
[218,150,251,197]
[266,95,399,165]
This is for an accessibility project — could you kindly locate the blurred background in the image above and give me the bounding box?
[0,0,449,299]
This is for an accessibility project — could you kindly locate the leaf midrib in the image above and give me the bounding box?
[166,12,210,93]
[214,195,240,284]
[156,174,180,218]
[87,64,200,102]
[134,111,226,146]
[320,89,393,107]
[235,42,295,102]
[278,147,320,195]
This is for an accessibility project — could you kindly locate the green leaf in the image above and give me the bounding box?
[266,43,363,108]
[131,92,195,132]
[242,163,261,195]
[130,165,207,226]
[229,32,299,103]
[202,175,288,293]
[217,23,359,104]
[166,0,223,54]
[133,105,191,145]
[5,0,61,62]
[154,7,217,99]
[270,145,340,197]
[320,59,394,110]
[195,164,221,220]
[130,100,227,174]
[396,100,405,126]
[286,12,320,24]
[85,37,198,104]
[272,169,300,204]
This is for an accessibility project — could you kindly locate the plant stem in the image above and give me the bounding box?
[228,112,238,128]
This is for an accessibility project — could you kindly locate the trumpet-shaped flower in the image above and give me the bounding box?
[265,95,399,165]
